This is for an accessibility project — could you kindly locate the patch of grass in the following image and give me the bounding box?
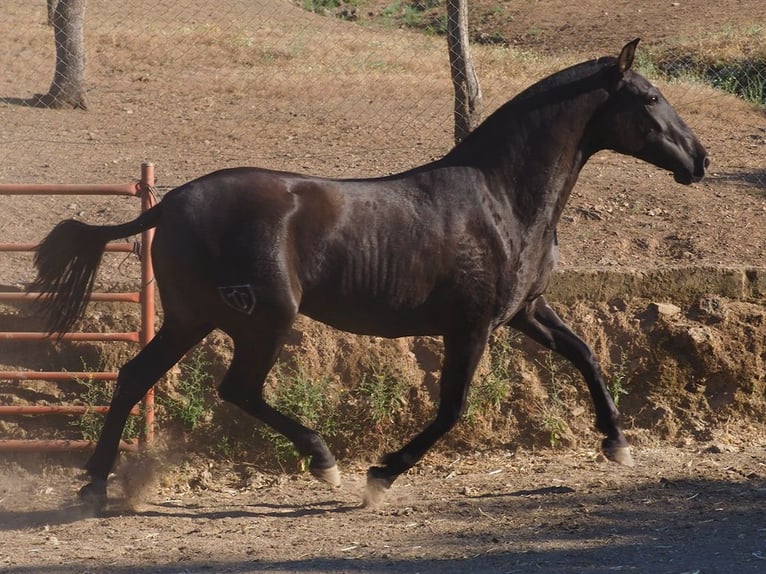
[609,350,631,407]
[71,363,140,443]
[534,352,574,448]
[464,329,519,425]
[161,348,217,431]
[355,364,408,427]
[658,56,765,106]
[710,62,765,105]
[303,0,343,13]
[379,0,446,35]
[302,0,361,21]
[259,364,340,468]
[640,29,766,107]
[215,435,238,460]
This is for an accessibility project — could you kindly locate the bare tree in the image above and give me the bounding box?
[37,0,88,109]
[446,0,481,143]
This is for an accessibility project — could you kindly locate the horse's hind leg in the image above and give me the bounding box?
[509,296,633,466]
[80,320,211,507]
[219,325,340,487]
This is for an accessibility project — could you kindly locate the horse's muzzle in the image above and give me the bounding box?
[675,150,709,185]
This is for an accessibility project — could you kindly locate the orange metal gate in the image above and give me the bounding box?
[0,163,157,452]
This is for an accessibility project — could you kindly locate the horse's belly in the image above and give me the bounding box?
[299,295,443,338]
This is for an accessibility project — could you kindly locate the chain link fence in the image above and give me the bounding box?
[1,0,764,189]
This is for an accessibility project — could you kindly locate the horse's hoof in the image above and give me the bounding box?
[363,477,390,508]
[363,467,394,507]
[603,443,635,467]
[309,464,341,487]
[78,480,108,511]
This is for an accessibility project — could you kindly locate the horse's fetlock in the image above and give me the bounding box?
[304,433,329,455]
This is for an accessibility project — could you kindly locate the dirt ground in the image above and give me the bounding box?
[1,445,765,573]
[0,1,765,573]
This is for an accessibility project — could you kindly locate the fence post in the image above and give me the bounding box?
[139,162,157,444]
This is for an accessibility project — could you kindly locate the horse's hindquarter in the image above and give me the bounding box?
[151,169,304,316]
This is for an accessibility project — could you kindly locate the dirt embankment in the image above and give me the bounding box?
[1,266,764,461]
[265,270,766,459]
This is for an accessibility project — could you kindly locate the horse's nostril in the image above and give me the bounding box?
[704,156,711,169]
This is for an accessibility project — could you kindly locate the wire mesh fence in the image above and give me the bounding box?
[1,0,764,189]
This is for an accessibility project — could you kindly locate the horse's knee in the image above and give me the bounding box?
[217,381,238,405]
[111,363,147,406]
[217,380,252,409]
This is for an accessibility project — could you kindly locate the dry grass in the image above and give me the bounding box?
[659,24,766,61]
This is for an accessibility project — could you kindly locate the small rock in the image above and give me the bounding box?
[704,443,736,454]
[649,302,681,317]
[697,295,727,322]
[688,326,710,344]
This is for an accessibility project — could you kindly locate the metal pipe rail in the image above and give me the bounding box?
[0,163,157,452]
[0,439,139,452]
[0,242,137,252]
[0,405,139,415]
[0,332,141,342]
[0,292,141,303]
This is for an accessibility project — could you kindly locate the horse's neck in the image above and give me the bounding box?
[458,93,605,227]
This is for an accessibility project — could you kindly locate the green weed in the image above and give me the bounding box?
[464,329,519,424]
[639,48,766,107]
[302,0,361,21]
[302,0,342,13]
[379,0,445,34]
[259,364,340,468]
[72,366,140,443]
[215,435,240,460]
[161,348,216,431]
[355,365,408,426]
[535,352,574,448]
[609,350,631,407]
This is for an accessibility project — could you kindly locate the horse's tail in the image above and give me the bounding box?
[31,203,164,335]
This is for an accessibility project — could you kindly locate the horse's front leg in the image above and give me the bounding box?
[365,326,490,504]
[509,296,633,466]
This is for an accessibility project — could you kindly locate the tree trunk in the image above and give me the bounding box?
[38,0,88,110]
[446,0,481,143]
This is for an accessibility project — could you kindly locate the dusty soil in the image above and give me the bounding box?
[0,1,765,573]
[1,445,765,573]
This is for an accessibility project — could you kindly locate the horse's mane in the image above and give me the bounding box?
[442,55,619,166]
[512,56,616,103]
[350,55,620,182]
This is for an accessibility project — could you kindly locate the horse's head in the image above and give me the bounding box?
[591,39,709,184]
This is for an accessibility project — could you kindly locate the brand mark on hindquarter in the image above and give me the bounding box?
[218,284,256,315]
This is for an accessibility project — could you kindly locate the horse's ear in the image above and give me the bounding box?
[618,38,640,75]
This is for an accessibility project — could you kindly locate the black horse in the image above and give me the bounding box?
[32,39,708,506]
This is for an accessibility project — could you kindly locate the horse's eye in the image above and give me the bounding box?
[647,95,659,105]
